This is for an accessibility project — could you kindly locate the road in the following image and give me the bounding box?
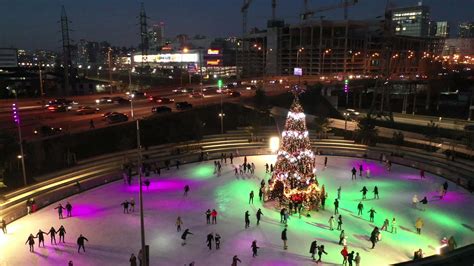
[0,85,286,140]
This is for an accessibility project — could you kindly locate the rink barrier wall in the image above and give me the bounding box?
[1,130,473,232]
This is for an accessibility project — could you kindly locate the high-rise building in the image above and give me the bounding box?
[0,48,18,68]
[391,5,430,37]
[432,21,450,38]
[459,22,474,38]
[149,22,165,51]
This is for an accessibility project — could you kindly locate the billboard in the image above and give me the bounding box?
[133,53,199,63]
[293,67,302,76]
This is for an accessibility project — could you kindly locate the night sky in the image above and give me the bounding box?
[0,0,472,51]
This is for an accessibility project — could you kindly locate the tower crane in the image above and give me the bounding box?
[301,0,359,21]
[241,0,253,36]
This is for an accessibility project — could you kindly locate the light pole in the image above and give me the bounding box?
[135,117,147,266]
[343,112,349,131]
[322,49,331,77]
[108,47,113,94]
[12,103,27,186]
[219,112,225,134]
[297,47,304,86]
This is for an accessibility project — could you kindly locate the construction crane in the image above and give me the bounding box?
[241,0,253,36]
[301,0,359,21]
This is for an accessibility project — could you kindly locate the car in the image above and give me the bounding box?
[189,92,204,98]
[155,97,175,104]
[148,95,158,102]
[76,106,100,115]
[95,97,113,104]
[105,113,129,124]
[102,111,121,119]
[33,125,62,136]
[176,101,193,110]
[344,109,360,120]
[127,91,147,99]
[172,87,184,94]
[112,97,131,105]
[229,90,241,97]
[152,106,172,113]
[45,98,76,107]
[46,103,70,112]
[245,85,257,90]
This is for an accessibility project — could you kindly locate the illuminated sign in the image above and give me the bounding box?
[133,53,199,63]
[207,59,221,66]
[207,49,220,55]
[294,67,302,76]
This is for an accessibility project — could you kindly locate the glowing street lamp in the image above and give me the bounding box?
[12,103,27,185]
[218,113,225,134]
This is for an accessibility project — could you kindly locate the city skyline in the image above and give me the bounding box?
[1,0,473,51]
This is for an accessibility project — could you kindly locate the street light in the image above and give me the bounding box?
[218,113,225,134]
[322,49,331,76]
[12,103,27,186]
[343,112,349,131]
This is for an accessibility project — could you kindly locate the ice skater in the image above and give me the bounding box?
[215,233,221,249]
[130,253,137,266]
[334,199,339,214]
[65,202,73,217]
[36,229,46,247]
[359,164,363,177]
[357,202,364,216]
[337,215,343,230]
[55,203,65,219]
[129,198,135,212]
[206,209,211,224]
[341,246,349,265]
[337,186,341,200]
[181,229,193,246]
[245,211,250,228]
[351,167,357,180]
[230,153,233,164]
[48,226,57,244]
[25,234,36,252]
[412,194,419,209]
[144,179,150,190]
[415,217,424,234]
[251,240,259,257]
[270,164,274,172]
[58,225,66,243]
[355,252,361,266]
[348,251,355,266]
[206,233,214,250]
[443,181,449,196]
[309,240,318,260]
[211,209,218,224]
[324,157,328,168]
[183,185,190,196]
[232,255,241,266]
[391,218,397,234]
[329,215,335,230]
[360,186,368,200]
[339,230,345,245]
[368,208,377,223]
[249,191,254,204]
[381,218,389,231]
[281,226,288,250]
[121,200,130,214]
[176,216,183,232]
[317,245,328,262]
[265,163,269,173]
[77,234,88,253]
[259,187,264,201]
[370,227,379,249]
[419,196,428,211]
[256,208,263,225]
[373,186,379,199]
[420,169,425,179]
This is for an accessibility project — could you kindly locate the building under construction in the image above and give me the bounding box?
[238,19,442,78]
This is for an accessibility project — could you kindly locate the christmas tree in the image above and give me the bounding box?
[270,97,320,205]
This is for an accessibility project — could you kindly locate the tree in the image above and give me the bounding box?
[270,98,320,206]
[355,114,378,146]
[313,116,330,139]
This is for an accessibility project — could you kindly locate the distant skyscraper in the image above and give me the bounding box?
[433,21,450,38]
[149,22,165,51]
[458,22,474,38]
[391,5,430,37]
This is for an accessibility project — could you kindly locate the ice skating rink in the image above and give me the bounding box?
[1,155,473,266]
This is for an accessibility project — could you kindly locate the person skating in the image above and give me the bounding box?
[1,218,6,234]
[412,194,419,208]
[370,227,379,249]
[337,186,341,200]
[36,229,47,247]
[391,217,397,233]
[121,200,130,214]
[280,208,286,223]
[130,253,137,266]
[338,230,345,245]
[359,164,363,177]
[420,169,425,179]
[143,179,150,190]
[129,198,135,212]
[309,240,318,260]
[373,186,379,199]
[351,167,357,180]
[328,215,335,230]
[211,209,218,224]
[184,185,190,196]
[337,215,343,231]
[321,192,327,210]
[55,203,65,219]
[65,202,73,217]
[360,186,368,200]
[324,157,328,168]
[317,245,328,262]
[25,234,36,252]
[270,164,274,172]
[230,153,234,164]
[69,261,74,266]
[206,233,214,250]
[215,233,221,249]
[265,163,269,173]
[368,208,376,223]
[205,209,211,224]
[448,236,457,251]
[258,187,263,201]
[341,246,349,266]
[176,216,183,232]
[48,226,57,244]
[357,202,364,216]
[281,226,288,250]
[415,217,424,234]
[249,190,254,204]
[245,210,250,228]
[334,199,339,214]
[256,208,263,225]
[58,225,66,243]
[348,251,355,266]
[232,255,241,266]
[244,156,247,165]
[251,240,259,257]
[443,181,449,196]
[77,234,88,253]
[181,229,193,246]
[355,252,361,266]
[419,196,428,211]
[381,218,389,231]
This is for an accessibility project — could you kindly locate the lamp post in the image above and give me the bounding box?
[297,47,304,86]
[12,103,27,186]
[322,49,331,77]
[343,112,349,131]
[218,112,225,134]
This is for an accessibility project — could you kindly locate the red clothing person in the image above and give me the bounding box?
[341,246,349,265]
[211,209,218,224]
